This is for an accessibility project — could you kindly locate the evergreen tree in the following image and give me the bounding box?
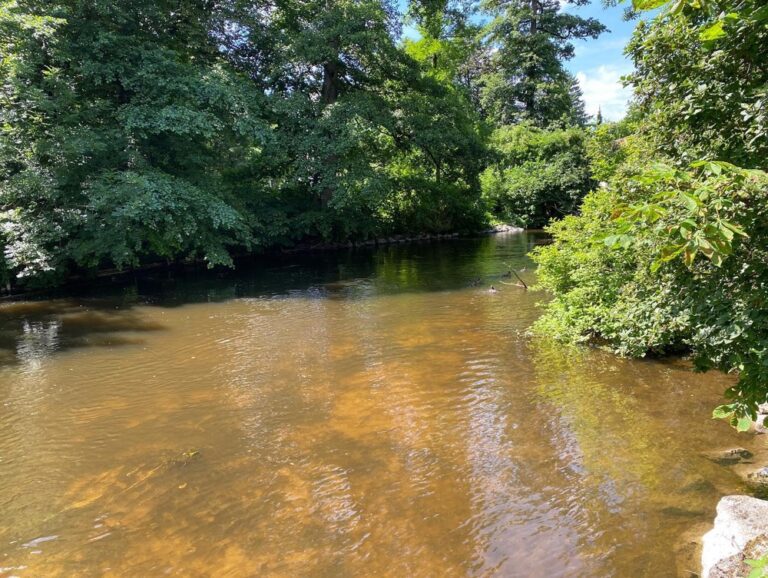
[480,0,605,126]
[566,73,589,126]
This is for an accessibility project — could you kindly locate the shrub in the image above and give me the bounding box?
[533,161,768,422]
[481,124,594,228]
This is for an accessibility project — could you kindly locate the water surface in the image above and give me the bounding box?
[0,233,761,577]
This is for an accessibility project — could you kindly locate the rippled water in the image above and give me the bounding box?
[0,232,763,577]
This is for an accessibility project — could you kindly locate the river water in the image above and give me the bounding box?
[0,232,762,577]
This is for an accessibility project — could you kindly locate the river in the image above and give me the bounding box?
[0,232,761,577]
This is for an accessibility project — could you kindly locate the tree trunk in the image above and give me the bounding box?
[523,0,540,116]
[321,61,338,105]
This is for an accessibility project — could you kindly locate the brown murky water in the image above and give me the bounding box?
[0,233,763,577]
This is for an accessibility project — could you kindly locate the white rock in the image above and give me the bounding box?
[701,495,768,578]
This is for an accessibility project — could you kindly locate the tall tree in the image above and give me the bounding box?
[566,72,589,126]
[480,0,605,126]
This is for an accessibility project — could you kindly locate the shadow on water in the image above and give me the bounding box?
[0,233,539,369]
[0,302,168,369]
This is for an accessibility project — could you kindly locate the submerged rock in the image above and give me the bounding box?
[703,448,754,466]
[747,467,768,498]
[678,477,717,495]
[701,495,768,578]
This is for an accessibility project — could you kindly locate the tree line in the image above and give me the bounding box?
[0,0,600,287]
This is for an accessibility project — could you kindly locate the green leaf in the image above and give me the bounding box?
[700,20,727,41]
[680,192,701,212]
[717,222,734,241]
[698,238,715,258]
[679,219,697,240]
[736,416,753,432]
[712,405,734,419]
[633,0,670,10]
[683,245,698,267]
[722,221,748,238]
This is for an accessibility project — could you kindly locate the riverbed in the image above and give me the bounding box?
[0,232,762,577]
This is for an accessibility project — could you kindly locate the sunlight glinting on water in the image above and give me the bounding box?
[0,233,760,577]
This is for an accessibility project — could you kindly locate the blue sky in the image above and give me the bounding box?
[562,2,636,120]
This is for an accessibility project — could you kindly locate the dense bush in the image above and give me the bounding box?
[534,161,768,421]
[626,1,768,170]
[480,124,594,228]
[585,117,638,183]
[533,0,768,422]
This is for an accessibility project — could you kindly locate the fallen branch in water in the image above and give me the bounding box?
[500,268,527,290]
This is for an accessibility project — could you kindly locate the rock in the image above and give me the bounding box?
[678,477,717,495]
[709,534,768,578]
[701,495,768,578]
[661,505,706,518]
[752,413,768,435]
[703,448,754,465]
[747,467,768,498]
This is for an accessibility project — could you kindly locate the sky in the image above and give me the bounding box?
[401,1,639,121]
[562,2,636,121]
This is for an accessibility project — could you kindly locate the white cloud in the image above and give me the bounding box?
[573,37,631,59]
[575,64,633,121]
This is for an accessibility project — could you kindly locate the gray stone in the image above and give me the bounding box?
[701,495,768,578]
[709,534,768,578]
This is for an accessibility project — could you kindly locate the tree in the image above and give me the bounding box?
[626,0,768,169]
[480,123,594,226]
[0,0,269,285]
[480,0,605,126]
[565,72,590,126]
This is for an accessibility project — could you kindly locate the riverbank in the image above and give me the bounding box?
[697,408,768,578]
[0,225,526,300]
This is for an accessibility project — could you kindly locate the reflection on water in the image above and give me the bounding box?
[0,233,761,577]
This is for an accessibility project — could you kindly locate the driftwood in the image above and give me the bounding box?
[500,266,527,290]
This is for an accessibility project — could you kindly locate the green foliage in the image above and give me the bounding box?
[585,117,638,182]
[481,124,594,227]
[626,0,768,169]
[534,161,768,419]
[533,0,768,427]
[481,0,605,126]
[745,554,768,578]
[0,0,268,285]
[0,0,494,286]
